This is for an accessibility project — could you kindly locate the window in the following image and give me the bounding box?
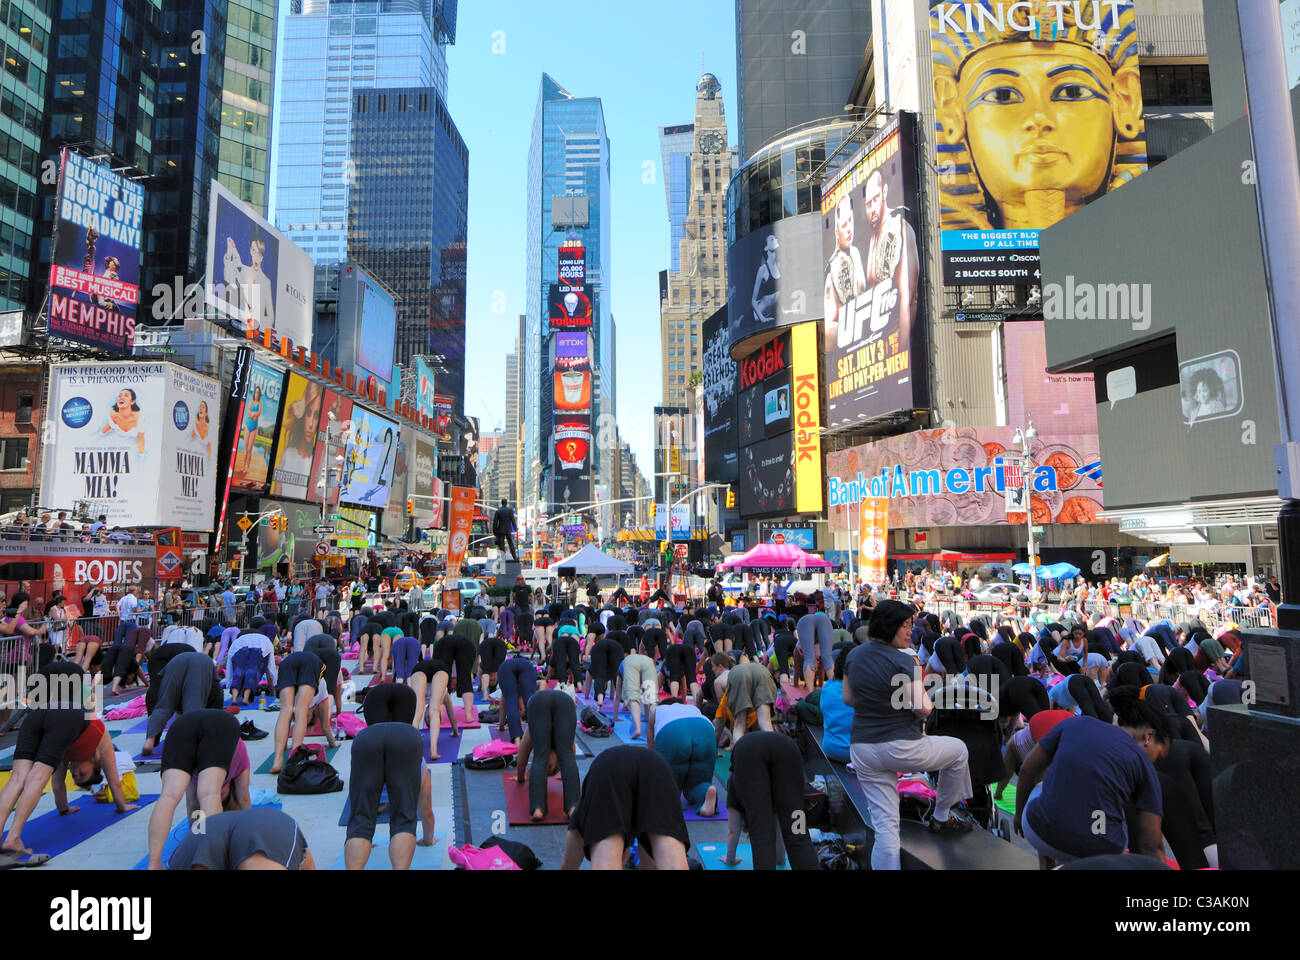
[1,437,28,470]
[1140,64,1212,107]
[15,393,32,424]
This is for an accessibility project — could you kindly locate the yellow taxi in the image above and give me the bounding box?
[395,568,425,592]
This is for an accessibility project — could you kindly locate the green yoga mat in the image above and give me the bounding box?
[993,784,1017,815]
[253,746,340,776]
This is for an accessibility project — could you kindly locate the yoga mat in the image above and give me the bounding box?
[613,716,649,743]
[337,787,390,826]
[3,794,157,859]
[439,704,482,730]
[992,784,1017,816]
[132,800,282,869]
[683,793,727,822]
[124,715,173,736]
[253,745,338,776]
[0,769,53,794]
[419,726,462,764]
[780,682,810,703]
[714,751,731,783]
[697,842,787,871]
[222,697,275,712]
[500,770,571,825]
[329,833,443,870]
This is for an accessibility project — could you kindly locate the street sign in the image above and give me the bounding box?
[313,526,334,536]
[315,541,330,556]
[674,544,689,559]
[236,516,253,533]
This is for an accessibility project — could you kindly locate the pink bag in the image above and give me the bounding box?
[471,739,518,760]
[335,712,366,737]
[106,695,148,720]
[898,778,937,801]
[448,843,520,870]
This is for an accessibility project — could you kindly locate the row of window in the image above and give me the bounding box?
[0,0,48,55]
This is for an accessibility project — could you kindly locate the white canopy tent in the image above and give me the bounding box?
[546,543,634,577]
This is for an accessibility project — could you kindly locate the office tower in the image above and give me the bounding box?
[218,0,278,213]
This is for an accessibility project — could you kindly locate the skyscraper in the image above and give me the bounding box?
[659,122,695,274]
[218,0,278,214]
[272,0,455,269]
[660,73,735,406]
[0,0,49,310]
[524,73,612,512]
[347,85,468,397]
[735,0,872,163]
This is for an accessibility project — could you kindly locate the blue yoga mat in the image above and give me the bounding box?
[697,842,788,870]
[3,794,157,859]
[132,799,283,870]
[337,787,390,827]
[683,794,727,822]
[613,716,650,743]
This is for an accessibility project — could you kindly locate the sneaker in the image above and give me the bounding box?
[928,815,974,835]
[239,720,269,741]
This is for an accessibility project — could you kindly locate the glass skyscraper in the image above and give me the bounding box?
[347,84,468,403]
[524,73,612,511]
[218,0,277,214]
[272,0,454,268]
[0,0,50,310]
[659,123,694,274]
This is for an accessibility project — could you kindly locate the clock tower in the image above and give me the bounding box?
[659,73,735,409]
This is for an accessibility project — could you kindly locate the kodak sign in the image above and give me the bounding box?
[791,322,823,513]
[739,336,787,391]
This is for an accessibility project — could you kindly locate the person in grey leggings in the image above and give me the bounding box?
[794,611,834,691]
[515,689,580,821]
[142,651,219,755]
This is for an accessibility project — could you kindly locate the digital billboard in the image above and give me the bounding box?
[1003,320,1098,433]
[42,362,221,530]
[46,149,145,355]
[411,436,437,524]
[548,283,593,329]
[558,246,586,285]
[269,374,326,501]
[726,214,825,357]
[707,310,738,481]
[821,113,925,429]
[739,433,796,517]
[335,264,398,389]
[206,180,314,344]
[338,408,400,509]
[930,1,1146,284]
[231,359,286,491]
[554,415,592,474]
[825,427,1105,531]
[382,426,413,540]
[310,388,353,506]
[415,356,439,421]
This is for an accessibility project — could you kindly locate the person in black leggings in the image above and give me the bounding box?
[642,623,670,662]
[549,626,583,687]
[722,731,819,870]
[561,746,690,870]
[663,641,699,702]
[1155,738,1216,869]
[771,626,798,684]
[498,656,538,743]
[608,627,635,657]
[142,650,222,755]
[516,689,581,821]
[147,709,241,869]
[432,630,478,724]
[345,722,435,869]
[407,660,458,759]
[586,634,624,709]
[478,631,507,699]
[270,650,327,775]
[1066,672,1113,722]
[305,634,344,713]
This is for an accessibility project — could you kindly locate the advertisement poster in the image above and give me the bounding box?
[791,321,823,514]
[46,149,145,355]
[859,497,889,584]
[826,427,1105,531]
[411,437,437,524]
[255,499,328,573]
[726,215,825,355]
[415,357,439,421]
[548,283,593,329]
[382,426,412,540]
[42,363,220,530]
[206,180,314,344]
[445,485,476,578]
[554,415,592,473]
[336,505,377,550]
[0,540,157,619]
[1004,321,1098,433]
[309,388,353,507]
[821,114,924,428]
[702,309,738,482]
[931,1,1146,283]
[739,433,796,517]
[231,360,285,490]
[766,524,815,550]
[338,408,400,509]
[270,374,326,501]
[428,476,444,529]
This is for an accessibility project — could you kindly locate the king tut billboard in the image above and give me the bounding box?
[931,0,1146,284]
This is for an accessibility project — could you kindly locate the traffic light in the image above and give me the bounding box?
[277,515,288,532]
[650,503,657,518]
[725,488,736,509]
[406,498,414,516]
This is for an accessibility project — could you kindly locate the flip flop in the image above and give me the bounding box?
[0,851,51,868]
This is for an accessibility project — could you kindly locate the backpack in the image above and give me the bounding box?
[579,705,613,737]
[277,745,344,795]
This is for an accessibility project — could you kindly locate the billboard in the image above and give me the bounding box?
[860,497,889,584]
[726,214,825,356]
[410,436,437,524]
[554,415,592,474]
[336,505,377,550]
[930,1,1146,284]
[558,246,586,285]
[739,433,796,517]
[765,524,815,550]
[338,407,400,509]
[256,499,329,572]
[825,427,1105,531]
[382,426,413,539]
[821,114,925,428]
[310,388,353,507]
[231,359,286,491]
[42,362,221,530]
[335,263,398,388]
[206,180,314,344]
[269,374,325,501]
[654,504,692,541]
[548,283,593,329]
[1003,321,1098,432]
[46,149,145,355]
[446,485,476,578]
[415,356,439,421]
[702,308,737,482]
[791,322,823,513]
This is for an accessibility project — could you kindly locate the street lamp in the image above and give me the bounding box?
[1012,418,1039,599]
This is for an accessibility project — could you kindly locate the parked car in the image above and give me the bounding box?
[421,578,490,609]
[972,583,1028,603]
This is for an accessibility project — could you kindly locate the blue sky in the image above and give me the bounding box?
[271,0,738,474]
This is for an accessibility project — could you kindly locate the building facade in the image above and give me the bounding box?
[218,0,277,214]
[659,73,737,407]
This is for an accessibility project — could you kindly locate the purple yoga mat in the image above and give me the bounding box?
[683,795,727,822]
[419,725,461,764]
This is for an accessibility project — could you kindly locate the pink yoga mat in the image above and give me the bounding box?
[439,705,482,730]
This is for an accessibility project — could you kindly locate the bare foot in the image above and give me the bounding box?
[697,785,718,818]
[531,809,546,822]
